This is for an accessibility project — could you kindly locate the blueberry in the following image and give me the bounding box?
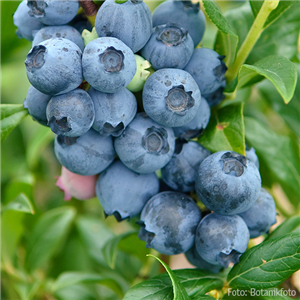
[68,13,93,34]
[27,0,79,26]
[195,213,250,268]
[142,68,201,127]
[173,97,210,140]
[82,37,136,93]
[54,129,116,176]
[162,140,210,192]
[114,112,175,173]
[25,38,83,95]
[195,151,261,215]
[95,0,152,53]
[152,0,205,47]
[13,0,44,41]
[246,146,259,169]
[141,23,194,70]
[96,161,159,221]
[184,48,227,107]
[138,191,202,255]
[239,188,277,238]
[185,246,223,273]
[32,25,84,51]
[88,87,137,137]
[47,89,95,137]
[23,85,51,126]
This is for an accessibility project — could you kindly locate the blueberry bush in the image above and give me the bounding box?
[1,1,300,300]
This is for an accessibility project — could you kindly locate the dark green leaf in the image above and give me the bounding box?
[124,268,223,300]
[245,117,300,208]
[227,233,300,289]
[238,55,297,104]
[198,104,245,155]
[203,0,238,67]
[257,67,300,137]
[250,1,296,28]
[51,271,123,297]
[1,109,28,142]
[247,2,300,64]
[148,254,190,300]
[102,231,137,269]
[25,206,76,271]
[266,216,300,241]
[2,193,34,214]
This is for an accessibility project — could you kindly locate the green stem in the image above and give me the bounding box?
[226,0,279,83]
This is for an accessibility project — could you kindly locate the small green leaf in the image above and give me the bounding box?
[238,55,297,103]
[227,233,300,289]
[123,268,223,300]
[51,271,123,297]
[1,109,28,142]
[25,206,76,271]
[250,1,296,28]
[148,254,190,300]
[198,104,245,155]
[202,0,238,67]
[266,216,300,241]
[245,117,300,209]
[2,193,34,214]
[102,231,137,269]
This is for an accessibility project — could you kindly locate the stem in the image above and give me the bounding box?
[226,0,279,83]
[79,0,100,27]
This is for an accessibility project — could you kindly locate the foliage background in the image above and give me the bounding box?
[1,1,299,299]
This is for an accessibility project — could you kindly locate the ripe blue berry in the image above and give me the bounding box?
[25,38,83,95]
[138,191,202,255]
[246,146,259,169]
[82,37,136,93]
[27,0,79,25]
[195,151,261,215]
[32,25,84,51]
[114,112,175,174]
[239,188,277,238]
[88,87,137,137]
[54,129,115,176]
[96,161,159,221]
[195,213,250,268]
[152,0,205,46]
[141,23,194,70]
[161,140,210,192]
[47,89,95,137]
[95,0,152,53]
[142,68,201,127]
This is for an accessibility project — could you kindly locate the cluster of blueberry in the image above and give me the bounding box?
[14,0,277,272]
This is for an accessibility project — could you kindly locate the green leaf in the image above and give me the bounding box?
[198,104,245,155]
[227,233,300,289]
[25,206,76,271]
[123,268,223,300]
[245,117,300,208]
[250,1,296,28]
[247,2,300,65]
[76,216,115,265]
[1,108,28,141]
[102,231,137,269]
[238,55,297,104]
[202,0,238,67]
[51,271,123,297]
[215,3,252,68]
[148,254,190,300]
[1,104,26,120]
[266,216,300,241]
[2,193,34,214]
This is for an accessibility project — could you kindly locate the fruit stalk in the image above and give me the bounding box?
[226,0,279,83]
[79,0,99,26]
